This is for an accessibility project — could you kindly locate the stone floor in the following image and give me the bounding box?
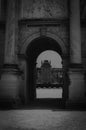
[0,107,86,130]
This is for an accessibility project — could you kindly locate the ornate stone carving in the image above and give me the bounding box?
[47,26,69,48]
[40,26,47,36]
[18,24,68,55]
[18,25,40,52]
[20,0,68,19]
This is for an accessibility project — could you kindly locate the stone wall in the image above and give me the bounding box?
[0,0,7,77]
[19,0,68,19]
[0,0,7,21]
[0,26,5,78]
[81,27,86,70]
[18,24,69,55]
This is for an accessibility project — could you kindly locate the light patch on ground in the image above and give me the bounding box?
[36,88,62,98]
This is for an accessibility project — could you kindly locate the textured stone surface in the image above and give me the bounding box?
[20,0,68,19]
[5,0,18,64]
[0,110,86,130]
[70,0,81,64]
[18,26,39,51]
[0,28,5,76]
[18,25,68,53]
[81,27,86,70]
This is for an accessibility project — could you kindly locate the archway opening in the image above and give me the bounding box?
[36,50,63,99]
[25,36,68,106]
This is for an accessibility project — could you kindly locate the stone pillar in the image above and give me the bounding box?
[4,0,17,64]
[0,0,2,19]
[68,0,86,105]
[18,54,27,105]
[0,0,21,107]
[70,0,81,64]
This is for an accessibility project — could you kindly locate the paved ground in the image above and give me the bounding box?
[0,108,86,130]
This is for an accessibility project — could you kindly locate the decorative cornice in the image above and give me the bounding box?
[2,64,22,75]
[18,18,69,27]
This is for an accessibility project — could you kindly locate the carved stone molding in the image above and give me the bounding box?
[40,26,47,36]
[18,22,68,56]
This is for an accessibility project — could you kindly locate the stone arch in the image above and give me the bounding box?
[20,32,67,56]
[19,32,69,104]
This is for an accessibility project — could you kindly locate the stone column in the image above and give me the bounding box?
[70,0,81,64]
[0,0,21,107]
[4,0,17,64]
[0,0,2,19]
[68,0,86,105]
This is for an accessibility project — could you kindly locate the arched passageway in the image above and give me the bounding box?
[25,36,69,106]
